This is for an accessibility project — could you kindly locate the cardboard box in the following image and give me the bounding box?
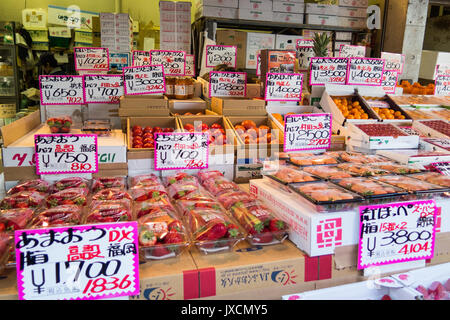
[336,16,366,29]
[260,49,297,94]
[413,120,450,140]
[210,96,266,116]
[338,0,368,8]
[419,138,450,153]
[272,1,305,13]
[238,8,274,21]
[273,12,304,23]
[169,97,207,114]
[335,31,353,41]
[275,34,304,50]
[87,103,121,129]
[195,0,239,8]
[215,30,247,70]
[118,95,170,117]
[246,32,276,70]
[337,6,367,18]
[198,77,263,100]
[305,3,338,15]
[305,14,338,26]
[195,5,239,20]
[419,50,450,81]
[376,149,450,169]
[239,0,273,11]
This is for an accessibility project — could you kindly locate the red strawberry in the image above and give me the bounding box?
[168,220,183,232]
[164,230,183,244]
[251,228,274,244]
[139,228,157,246]
[269,218,286,232]
[151,245,171,257]
[206,222,227,240]
[225,223,240,238]
[0,223,5,232]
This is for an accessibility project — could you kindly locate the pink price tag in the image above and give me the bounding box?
[82,74,124,104]
[264,73,303,102]
[123,65,166,95]
[150,50,186,76]
[132,50,151,67]
[346,57,385,86]
[309,57,348,86]
[206,45,237,68]
[39,75,85,105]
[208,71,247,98]
[74,47,110,71]
[381,70,399,94]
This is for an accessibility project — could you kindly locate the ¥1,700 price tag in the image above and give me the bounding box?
[15,222,140,300]
[429,162,450,176]
[309,57,348,86]
[381,70,399,94]
[34,134,98,175]
[132,50,151,67]
[123,65,166,95]
[208,71,247,98]
[154,132,209,170]
[358,200,437,270]
[39,75,84,105]
[283,113,332,152]
[265,73,303,101]
[434,75,450,96]
[150,50,186,76]
[74,47,110,71]
[347,58,385,86]
[83,75,124,104]
[206,45,237,68]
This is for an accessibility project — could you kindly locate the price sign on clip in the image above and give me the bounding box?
[309,57,348,86]
[132,50,151,67]
[283,113,332,152]
[154,132,209,170]
[185,54,195,77]
[123,65,166,95]
[296,39,315,71]
[39,75,84,105]
[206,45,237,68]
[429,162,450,176]
[15,222,140,300]
[381,70,399,94]
[434,75,450,96]
[83,74,124,104]
[265,73,303,101]
[339,45,366,58]
[358,200,437,270]
[74,47,109,71]
[347,58,385,86]
[34,134,99,175]
[209,71,247,98]
[150,50,186,76]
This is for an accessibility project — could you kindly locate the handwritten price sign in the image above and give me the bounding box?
[15,222,140,300]
[39,75,84,105]
[154,132,209,170]
[185,54,195,77]
[339,45,366,58]
[123,65,166,95]
[150,50,186,76]
[208,71,247,98]
[296,39,315,71]
[436,64,450,78]
[132,50,151,67]
[434,75,450,96]
[83,75,124,104]
[381,70,399,94]
[34,134,99,175]
[358,200,437,270]
[381,52,405,74]
[206,45,237,68]
[283,113,332,152]
[309,57,348,86]
[347,58,385,86]
[429,162,450,176]
[265,73,303,101]
[74,47,109,71]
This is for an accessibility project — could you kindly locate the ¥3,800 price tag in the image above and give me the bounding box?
[34,134,99,175]
[154,132,209,170]
[358,200,437,270]
[264,73,303,101]
[15,222,140,300]
[209,71,247,98]
[283,113,332,152]
[39,75,84,105]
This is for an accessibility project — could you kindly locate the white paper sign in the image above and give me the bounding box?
[347,58,385,86]
[206,45,237,68]
[264,73,303,101]
[435,75,450,96]
[339,45,366,58]
[83,75,124,104]
[436,64,450,78]
[74,47,109,71]
[39,75,84,105]
[381,52,405,74]
[132,50,151,66]
[382,70,399,94]
[123,65,166,95]
[309,57,348,86]
[296,39,315,71]
[208,71,247,98]
[185,54,195,77]
[150,50,186,76]
[429,162,450,176]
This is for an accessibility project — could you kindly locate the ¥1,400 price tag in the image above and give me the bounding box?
[206,45,237,68]
[132,50,151,67]
[209,71,247,98]
[123,65,166,95]
[381,70,399,94]
[39,75,84,105]
[309,57,348,86]
[429,162,450,176]
[15,222,140,300]
[74,47,109,71]
[154,132,209,170]
[434,75,450,96]
[35,134,98,175]
[283,113,332,152]
[358,200,437,270]
[83,75,124,104]
[150,50,186,76]
[265,73,303,101]
[347,58,385,86]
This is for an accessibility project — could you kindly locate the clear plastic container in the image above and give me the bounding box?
[52,177,90,193]
[0,191,46,210]
[371,163,423,175]
[82,120,112,137]
[85,199,134,224]
[303,165,354,180]
[31,205,83,229]
[407,172,450,189]
[337,163,391,177]
[7,179,51,195]
[266,164,318,185]
[289,154,339,166]
[46,188,89,208]
[0,208,35,232]
[91,176,127,194]
[338,151,391,164]
[374,175,450,198]
[0,232,13,275]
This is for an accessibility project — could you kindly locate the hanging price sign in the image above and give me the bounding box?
[339,44,366,58]
[123,65,166,95]
[434,75,450,96]
[15,222,140,300]
[265,73,303,101]
[309,57,348,86]
[154,132,209,170]
[39,75,85,105]
[347,58,385,86]
[205,45,237,68]
[150,50,186,76]
[296,39,315,71]
[185,54,196,77]
[132,50,151,67]
[283,113,332,152]
[83,75,124,104]
[381,52,405,74]
[208,71,247,98]
[35,134,99,175]
[74,47,110,71]
[381,70,399,94]
[429,162,450,176]
[358,200,437,270]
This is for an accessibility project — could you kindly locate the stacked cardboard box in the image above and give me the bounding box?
[305,3,338,26]
[159,1,192,53]
[337,0,368,29]
[194,0,239,20]
[238,0,274,22]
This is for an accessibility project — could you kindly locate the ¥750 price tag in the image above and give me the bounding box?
[154,132,209,170]
[15,222,140,300]
[34,134,98,175]
[283,113,332,152]
[358,200,437,270]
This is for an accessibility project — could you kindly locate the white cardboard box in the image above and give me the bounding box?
[335,31,353,41]
[305,3,338,15]
[195,0,239,8]
[337,16,366,29]
[305,14,338,26]
[272,12,304,24]
[272,1,305,13]
[195,5,239,19]
[419,50,450,80]
[337,6,367,18]
[376,149,450,169]
[239,0,273,11]
[238,8,274,21]
[246,32,276,69]
[338,0,369,8]
[275,34,304,50]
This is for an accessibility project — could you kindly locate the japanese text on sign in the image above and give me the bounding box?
[347,58,385,86]
[123,65,166,95]
[435,64,450,78]
[429,162,450,176]
[150,50,186,76]
[83,75,124,104]
[208,71,247,98]
[339,45,366,58]
[309,57,348,86]
[381,52,405,74]
[358,200,437,270]
[296,39,315,72]
[154,132,209,170]
[265,73,303,101]
[14,222,140,300]
[39,75,84,105]
[206,45,237,68]
[434,75,450,96]
[382,70,399,94]
[34,134,98,175]
[185,54,195,77]
[74,47,109,71]
[132,50,151,67]
[284,113,332,152]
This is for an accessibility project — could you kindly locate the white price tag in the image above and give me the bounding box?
[39,75,84,105]
[83,75,124,104]
[74,47,109,71]
[150,50,186,76]
[296,39,315,71]
[381,52,405,74]
[309,57,348,86]
[435,75,450,96]
[347,58,385,86]
[132,50,151,66]
[208,71,247,98]
[206,45,237,68]
[339,45,366,58]
[264,73,303,101]
[381,70,399,94]
[185,54,195,77]
[123,65,166,95]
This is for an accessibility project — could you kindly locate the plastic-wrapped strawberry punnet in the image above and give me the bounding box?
[46,188,89,208]
[31,205,82,228]
[91,176,127,194]
[86,200,133,223]
[130,174,161,188]
[202,175,241,197]
[52,177,89,192]
[197,170,225,184]
[92,188,132,202]
[130,185,168,202]
[0,208,34,232]
[7,179,51,195]
[0,191,46,209]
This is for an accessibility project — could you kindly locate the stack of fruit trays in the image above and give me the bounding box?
[164,172,246,254]
[131,174,190,260]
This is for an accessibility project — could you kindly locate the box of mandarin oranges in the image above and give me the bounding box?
[360,94,413,125]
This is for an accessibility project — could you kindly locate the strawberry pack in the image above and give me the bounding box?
[0,232,13,274]
[0,208,35,232]
[31,205,82,228]
[85,200,134,224]
[0,191,46,210]
[46,116,72,133]
[52,177,90,192]
[46,187,89,208]
[92,188,132,202]
[7,179,51,195]
[91,176,127,194]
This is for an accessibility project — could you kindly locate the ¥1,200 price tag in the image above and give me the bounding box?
[358,200,437,270]
[39,75,84,105]
[347,58,385,86]
[123,65,166,95]
[434,75,450,96]
[206,45,237,68]
[74,47,109,71]
[34,134,98,175]
[15,222,140,300]
[150,50,186,76]
[284,113,332,152]
[309,57,348,86]
[154,132,209,170]
[265,73,303,101]
[209,71,247,98]
[83,75,124,104]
